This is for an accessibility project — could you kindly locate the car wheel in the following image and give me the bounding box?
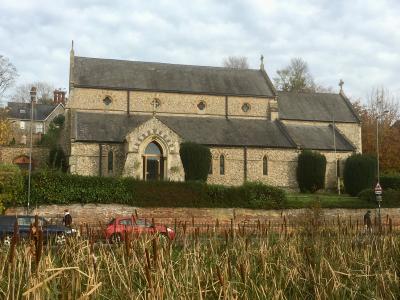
[56,234,66,245]
[110,233,122,244]
[3,236,12,247]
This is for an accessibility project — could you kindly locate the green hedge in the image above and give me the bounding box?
[344,154,377,196]
[179,142,211,181]
[358,188,400,207]
[16,171,286,209]
[380,175,400,190]
[0,164,24,210]
[296,150,326,193]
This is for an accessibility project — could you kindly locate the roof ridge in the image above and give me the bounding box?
[329,123,357,151]
[275,120,298,148]
[277,90,340,96]
[75,56,261,72]
[339,92,361,123]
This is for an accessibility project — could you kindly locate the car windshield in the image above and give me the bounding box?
[17,217,47,227]
[135,219,153,227]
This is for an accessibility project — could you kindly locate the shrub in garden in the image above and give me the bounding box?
[344,154,376,196]
[296,150,327,193]
[0,164,24,210]
[179,142,211,181]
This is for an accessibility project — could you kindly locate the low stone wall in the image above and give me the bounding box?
[5,204,400,227]
[0,145,49,168]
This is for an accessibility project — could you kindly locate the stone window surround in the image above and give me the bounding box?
[263,155,268,176]
[219,154,225,175]
[242,103,251,112]
[197,100,206,111]
[107,150,114,174]
[103,96,112,105]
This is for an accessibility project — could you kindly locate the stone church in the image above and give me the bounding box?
[65,47,361,189]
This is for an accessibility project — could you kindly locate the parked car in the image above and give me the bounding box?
[105,216,175,242]
[0,215,76,245]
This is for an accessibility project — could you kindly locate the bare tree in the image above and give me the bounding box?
[0,55,18,98]
[11,81,56,104]
[274,58,318,92]
[222,56,249,69]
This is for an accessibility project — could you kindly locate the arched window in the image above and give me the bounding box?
[108,151,114,173]
[263,156,268,175]
[219,154,225,175]
[208,159,213,175]
[145,142,162,155]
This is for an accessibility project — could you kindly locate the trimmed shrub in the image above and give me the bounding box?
[16,171,286,210]
[179,142,211,181]
[0,164,24,210]
[296,150,327,193]
[344,154,376,196]
[380,174,400,190]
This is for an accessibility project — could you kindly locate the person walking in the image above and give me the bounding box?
[63,209,72,227]
[363,210,372,233]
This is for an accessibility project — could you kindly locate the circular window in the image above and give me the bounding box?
[152,98,161,108]
[197,101,206,110]
[242,103,251,112]
[103,96,112,105]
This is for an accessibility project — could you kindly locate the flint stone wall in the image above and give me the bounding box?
[5,204,400,227]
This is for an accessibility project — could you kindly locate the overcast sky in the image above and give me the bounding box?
[1,0,400,105]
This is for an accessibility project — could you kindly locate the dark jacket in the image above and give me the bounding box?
[364,212,372,227]
[63,213,72,227]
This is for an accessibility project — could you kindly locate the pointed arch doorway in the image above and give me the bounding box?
[143,141,165,180]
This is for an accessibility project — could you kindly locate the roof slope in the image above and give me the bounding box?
[282,123,355,151]
[74,113,151,142]
[7,102,58,121]
[74,112,293,148]
[157,116,293,148]
[277,92,359,123]
[73,56,275,97]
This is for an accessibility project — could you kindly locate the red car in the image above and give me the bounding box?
[105,216,175,242]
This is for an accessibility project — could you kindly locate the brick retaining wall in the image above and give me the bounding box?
[5,204,400,227]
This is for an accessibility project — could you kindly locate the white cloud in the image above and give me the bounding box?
[0,0,399,103]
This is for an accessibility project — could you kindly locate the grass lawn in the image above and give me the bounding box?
[286,193,378,209]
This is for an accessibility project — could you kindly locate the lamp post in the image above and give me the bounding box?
[27,86,36,213]
[376,109,389,230]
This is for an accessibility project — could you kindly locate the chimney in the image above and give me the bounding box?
[53,89,66,104]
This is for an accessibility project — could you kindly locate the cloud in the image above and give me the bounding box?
[0,0,399,104]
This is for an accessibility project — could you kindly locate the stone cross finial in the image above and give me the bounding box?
[260,54,265,70]
[339,79,344,92]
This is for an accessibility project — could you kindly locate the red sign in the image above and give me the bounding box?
[375,183,383,195]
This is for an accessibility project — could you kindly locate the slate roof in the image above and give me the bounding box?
[156,116,293,148]
[282,123,355,151]
[74,113,151,142]
[277,92,360,123]
[74,112,293,148]
[6,102,59,121]
[72,56,275,97]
